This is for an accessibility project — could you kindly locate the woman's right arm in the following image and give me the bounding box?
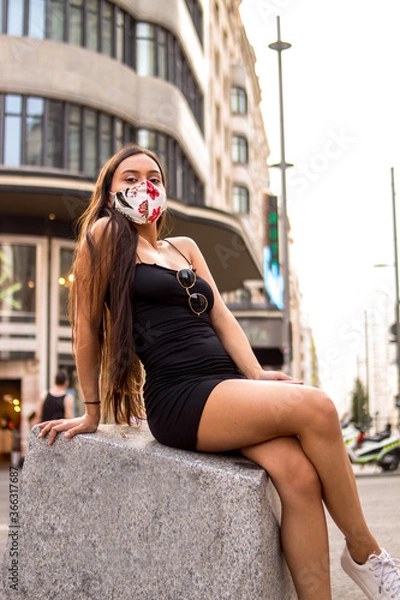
[38,218,113,445]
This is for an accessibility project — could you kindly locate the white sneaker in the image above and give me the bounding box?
[341,544,400,599]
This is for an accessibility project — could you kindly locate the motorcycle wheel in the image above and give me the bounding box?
[379,451,400,472]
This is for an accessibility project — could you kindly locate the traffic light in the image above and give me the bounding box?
[267,195,279,269]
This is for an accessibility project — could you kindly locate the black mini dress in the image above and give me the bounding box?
[132,248,244,451]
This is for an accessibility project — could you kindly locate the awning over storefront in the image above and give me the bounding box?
[0,177,283,363]
[0,177,264,293]
[167,200,263,292]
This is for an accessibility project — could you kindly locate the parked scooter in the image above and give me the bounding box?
[341,420,400,471]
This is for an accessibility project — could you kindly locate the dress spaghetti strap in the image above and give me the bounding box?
[164,239,192,266]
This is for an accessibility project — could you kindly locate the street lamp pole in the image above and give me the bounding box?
[390,167,400,402]
[269,16,292,374]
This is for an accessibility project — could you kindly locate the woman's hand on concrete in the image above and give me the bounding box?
[37,413,100,446]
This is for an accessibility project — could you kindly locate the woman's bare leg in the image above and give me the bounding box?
[241,437,331,600]
[196,380,379,564]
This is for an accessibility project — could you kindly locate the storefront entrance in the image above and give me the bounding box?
[0,379,21,464]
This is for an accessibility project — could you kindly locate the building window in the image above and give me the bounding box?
[87,0,99,51]
[0,2,204,132]
[232,135,248,164]
[136,22,156,76]
[47,100,64,168]
[216,159,221,188]
[215,50,220,76]
[26,97,45,166]
[7,0,24,36]
[67,105,82,172]
[70,0,84,46]
[137,127,204,206]
[0,243,36,317]
[231,87,247,114]
[183,0,203,44]
[0,94,204,203]
[84,109,98,178]
[232,185,250,214]
[137,129,157,150]
[3,95,22,167]
[0,241,38,360]
[135,22,203,130]
[29,0,46,38]
[215,104,221,131]
[99,113,112,166]
[58,247,74,327]
[48,0,65,41]
[101,1,114,56]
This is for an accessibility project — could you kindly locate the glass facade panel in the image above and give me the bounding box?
[157,134,167,172]
[233,185,250,213]
[184,0,203,43]
[28,0,46,38]
[70,0,84,46]
[100,114,112,164]
[231,87,247,114]
[58,248,73,326]
[4,95,22,167]
[0,3,204,131]
[84,109,97,178]
[157,29,168,79]
[68,105,82,172]
[175,145,183,200]
[115,118,124,150]
[0,244,36,318]
[26,97,45,165]
[174,42,183,89]
[102,1,113,56]
[7,0,23,35]
[47,100,64,168]
[136,22,155,76]
[87,0,99,51]
[0,95,203,198]
[232,135,248,164]
[48,0,65,41]
[137,129,156,151]
[115,8,125,62]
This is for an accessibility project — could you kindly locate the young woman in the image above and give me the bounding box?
[38,144,400,600]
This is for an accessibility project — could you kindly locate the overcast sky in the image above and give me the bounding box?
[240,0,400,415]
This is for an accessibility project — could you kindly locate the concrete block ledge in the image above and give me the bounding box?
[1,424,296,600]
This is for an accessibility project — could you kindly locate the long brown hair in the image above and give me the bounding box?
[69,144,168,424]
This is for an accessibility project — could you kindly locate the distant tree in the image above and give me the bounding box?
[350,377,371,429]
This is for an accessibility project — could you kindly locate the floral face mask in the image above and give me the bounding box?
[110,180,166,224]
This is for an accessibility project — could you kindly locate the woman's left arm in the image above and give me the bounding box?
[183,237,301,384]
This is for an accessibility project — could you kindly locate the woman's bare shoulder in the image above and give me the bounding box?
[90,216,113,236]
[165,236,199,251]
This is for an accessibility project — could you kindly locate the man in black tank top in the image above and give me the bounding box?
[32,370,74,424]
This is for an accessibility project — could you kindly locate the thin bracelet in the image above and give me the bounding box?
[84,401,101,404]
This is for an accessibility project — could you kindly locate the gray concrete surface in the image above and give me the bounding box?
[0,453,398,599]
[0,425,296,599]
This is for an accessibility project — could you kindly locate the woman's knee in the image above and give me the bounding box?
[273,450,322,506]
[305,389,340,438]
[248,438,322,504]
